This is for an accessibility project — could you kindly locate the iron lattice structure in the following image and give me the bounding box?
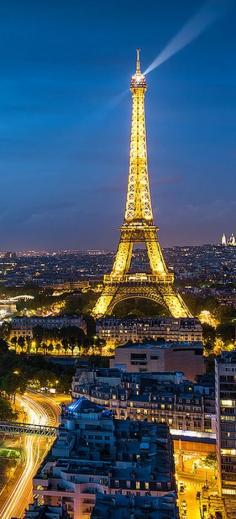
[93,51,191,318]
[0,421,58,437]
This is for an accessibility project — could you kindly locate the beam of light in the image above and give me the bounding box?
[91,88,129,123]
[144,0,234,75]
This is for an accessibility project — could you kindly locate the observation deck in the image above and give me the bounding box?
[104,272,174,285]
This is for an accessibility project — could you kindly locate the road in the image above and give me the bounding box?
[177,473,203,519]
[176,451,217,519]
[0,391,61,519]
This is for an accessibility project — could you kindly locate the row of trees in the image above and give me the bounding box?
[9,325,105,356]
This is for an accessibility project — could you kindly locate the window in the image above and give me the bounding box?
[221,400,235,407]
[221,449,236,455]
[131,353,147,360]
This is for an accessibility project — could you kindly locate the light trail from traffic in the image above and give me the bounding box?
[0,391,60,519]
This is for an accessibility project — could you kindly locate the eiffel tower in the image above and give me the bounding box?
[93,50,191,318]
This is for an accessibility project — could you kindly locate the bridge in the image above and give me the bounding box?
[0,421,58,437]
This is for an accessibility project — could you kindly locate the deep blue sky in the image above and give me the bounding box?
[0,0,235,250]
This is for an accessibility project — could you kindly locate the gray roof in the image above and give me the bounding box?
[91,492,178,519]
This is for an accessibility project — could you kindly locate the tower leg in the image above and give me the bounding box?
[93,286,118,318]
[162,290,191,318]
[145,230,168,275]
[111,239,133,276]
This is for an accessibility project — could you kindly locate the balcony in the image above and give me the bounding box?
[104,273,174,285]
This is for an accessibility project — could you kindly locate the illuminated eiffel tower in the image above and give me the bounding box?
[93,50,191,318]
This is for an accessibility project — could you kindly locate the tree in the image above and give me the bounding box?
[204,453,217,468]
[0,338,9,354]
[63,291,98,315]
[17,336,25,353]
[93,336,105,355]
[25,335,31,353]
[0,373,27,402]
[0,321,11,340]
[47,343,54,355]
[202,324,216,353]
[31,370,58,389]
[32,325,44,350]
[10,337,17,352]
[61,338,69,355]
[0,396,17,421]
[55,343,61,355]
[216,323,235,344]
[61,326,85,356]
[113,298,168,318]
[42,342,47,355]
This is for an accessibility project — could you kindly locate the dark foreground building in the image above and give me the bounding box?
[32,397,176,519]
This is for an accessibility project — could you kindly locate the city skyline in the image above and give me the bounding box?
[0,1,236,250]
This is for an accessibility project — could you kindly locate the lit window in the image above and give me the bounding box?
[221,449,236,455]
[136,481,140,490]
[222,488,236,495]
[221,400,234,407]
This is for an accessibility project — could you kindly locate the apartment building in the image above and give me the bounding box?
[72,368,215,435]
[215,351,236,517]
[33,397,176,519]
[96,316,202,346]
[10,315,87,339]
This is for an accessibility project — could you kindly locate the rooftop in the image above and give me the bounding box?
[217,350,236,364]
[66,396,105,414]
[91,492,178,519]
[116,341,203,350]
[24,504,69,519]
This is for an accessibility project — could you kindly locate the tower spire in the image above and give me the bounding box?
[136,48,141,73]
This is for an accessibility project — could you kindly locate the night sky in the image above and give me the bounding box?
[0,0,235,250]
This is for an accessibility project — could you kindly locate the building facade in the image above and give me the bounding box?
[10,315,87,339]
[110,341,206,382]
[72,369,215,436]
[96,316,202,346]
[215,351,236,512]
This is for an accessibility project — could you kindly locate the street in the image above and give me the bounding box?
[0,391,61,519]
[176,450,218,519]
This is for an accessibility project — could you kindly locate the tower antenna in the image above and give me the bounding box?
[136,48,141,73]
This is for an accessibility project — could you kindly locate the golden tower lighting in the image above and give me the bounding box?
[93,50,191,318]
